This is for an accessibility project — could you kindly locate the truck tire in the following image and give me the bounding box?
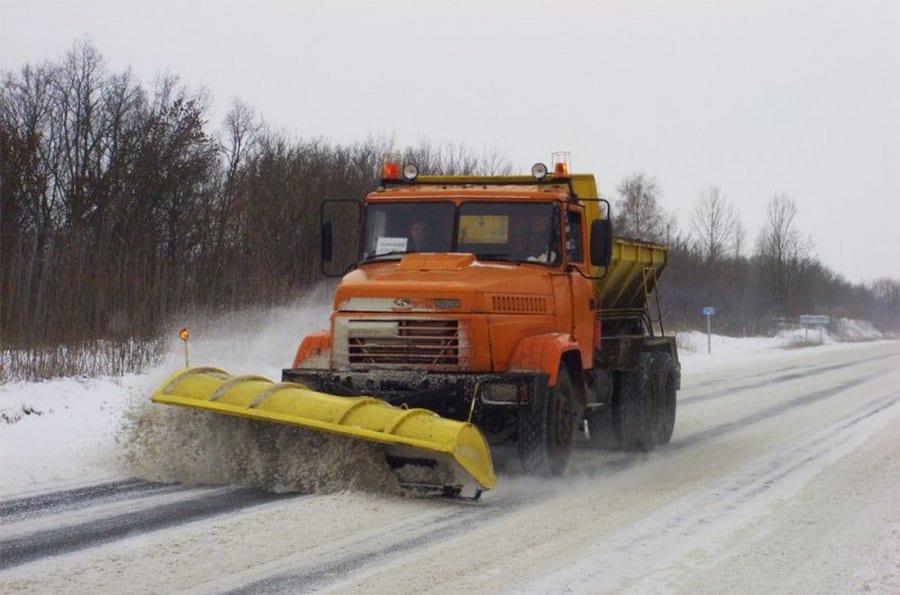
[652,352,677,444]
[618,352,657,452]
[518,365,575,476]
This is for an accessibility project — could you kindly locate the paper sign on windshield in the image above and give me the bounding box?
[375,236,408,255]
[459,215,508,244]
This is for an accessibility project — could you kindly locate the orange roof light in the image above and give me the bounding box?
[383,162,400,180]
[552,150,571,178]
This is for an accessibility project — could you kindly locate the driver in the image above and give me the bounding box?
[408,220,429,251]
[409,218,454,252]
[510,214,556,263]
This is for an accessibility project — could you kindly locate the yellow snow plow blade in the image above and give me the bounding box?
[151,367,496,497]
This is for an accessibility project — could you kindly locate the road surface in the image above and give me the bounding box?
[2,341,899,593]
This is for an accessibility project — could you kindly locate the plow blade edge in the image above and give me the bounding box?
[151,367,496,497]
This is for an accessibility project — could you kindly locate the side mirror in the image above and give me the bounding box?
[590,219,612,267]
[321,221,333,262]
[320,199,362,278]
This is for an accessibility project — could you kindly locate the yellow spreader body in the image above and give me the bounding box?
[151,367,496,498]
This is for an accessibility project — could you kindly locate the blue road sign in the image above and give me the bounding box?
[703,306,715,316]
[799,315,830,326]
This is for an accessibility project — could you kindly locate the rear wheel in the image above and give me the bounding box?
[618,352,657,452]
[518,365,575,476]
[652,352,677,444]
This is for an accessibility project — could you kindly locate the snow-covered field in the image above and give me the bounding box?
[1,301,898,593]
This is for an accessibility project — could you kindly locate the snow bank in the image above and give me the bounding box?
[675,317,884,374]
[0,373,148,496]
[832,318,883,342]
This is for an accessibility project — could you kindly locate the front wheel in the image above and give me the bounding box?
[518,365,576,476]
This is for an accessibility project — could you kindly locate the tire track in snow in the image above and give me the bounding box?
[682,350,883,392]
[687,362,812,389]
[0,488,295,570]
[0,479,180,523]
[220,496,527,594]
[674,366,896,450]
[680,351,895,405]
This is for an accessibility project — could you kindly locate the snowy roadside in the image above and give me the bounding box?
[0,370,175,498]
[675,319,884,372]
[0,298,333,499]
[0,313,888,499]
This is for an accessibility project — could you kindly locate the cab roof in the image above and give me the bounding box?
[369,173,599,203]
[369,184,569,202]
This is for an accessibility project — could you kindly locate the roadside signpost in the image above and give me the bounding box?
[703,306,715,354]
[799,314,830,344]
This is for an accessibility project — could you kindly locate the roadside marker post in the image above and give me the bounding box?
[180,328,190,368]
[702,306,715,354]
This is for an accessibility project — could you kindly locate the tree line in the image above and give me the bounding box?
[611,174,899,334]
[2,42,897,378]
[1,41,507,352]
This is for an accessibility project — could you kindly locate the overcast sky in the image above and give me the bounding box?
[2,0,898,284]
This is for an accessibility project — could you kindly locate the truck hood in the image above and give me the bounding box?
[334,253,556,314]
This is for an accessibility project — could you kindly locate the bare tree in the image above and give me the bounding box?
[733,217,745,258]
[613,173,676,243]
[401,140,512,176]
[690,186,744,263]
[869,277,900,331]
[754,193,812,314]
[222,99,260,185]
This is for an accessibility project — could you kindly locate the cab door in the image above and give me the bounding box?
[564,207,598,367]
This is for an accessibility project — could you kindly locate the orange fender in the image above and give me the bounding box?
[507,333,581,385]
[292,331,331,367]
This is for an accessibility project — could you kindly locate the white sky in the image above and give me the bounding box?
[2,0,898,284]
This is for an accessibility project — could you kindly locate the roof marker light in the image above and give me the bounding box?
[531,162,549,180]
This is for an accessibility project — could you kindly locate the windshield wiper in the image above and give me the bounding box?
[364,250,410,262]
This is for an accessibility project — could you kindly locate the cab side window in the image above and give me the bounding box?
[565,211,584,263]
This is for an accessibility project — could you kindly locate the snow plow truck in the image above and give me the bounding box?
[151,159,679,499]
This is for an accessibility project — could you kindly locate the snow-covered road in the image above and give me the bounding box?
[2,340,899,593]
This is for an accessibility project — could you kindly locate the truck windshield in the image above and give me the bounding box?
[361,201,559,265]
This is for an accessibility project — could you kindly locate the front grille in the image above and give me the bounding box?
[348,319,460,366]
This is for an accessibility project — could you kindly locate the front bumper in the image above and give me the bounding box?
[282,367,549,421]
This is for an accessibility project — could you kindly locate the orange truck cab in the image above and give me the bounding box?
[283,162,679,476]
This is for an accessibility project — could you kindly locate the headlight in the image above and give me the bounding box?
[403,163,419,181]
[531,162,548,180]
